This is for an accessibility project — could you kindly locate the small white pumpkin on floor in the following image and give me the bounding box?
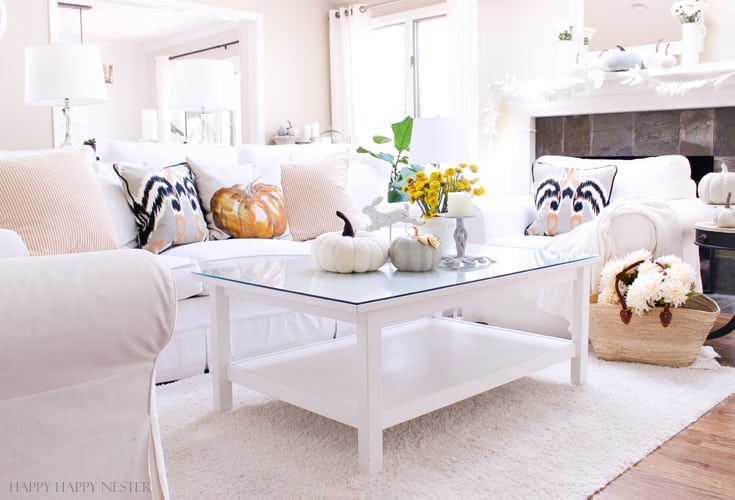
[310,211,388,273]
[390,226,441,272]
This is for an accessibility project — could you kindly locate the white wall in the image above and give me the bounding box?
[0,0,52,149]
[191,0,333,142]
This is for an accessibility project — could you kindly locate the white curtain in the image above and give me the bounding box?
[447,0,479,161]
[154,55,172,143]
[329,4,371,144]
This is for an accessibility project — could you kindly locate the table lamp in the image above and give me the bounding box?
[169,59,236,143]
[24,44,108,148]
[409,117,468,166]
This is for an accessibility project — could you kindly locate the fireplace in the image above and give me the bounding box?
[535,107,734,183]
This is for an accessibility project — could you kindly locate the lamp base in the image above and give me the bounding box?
[60,99,73,148]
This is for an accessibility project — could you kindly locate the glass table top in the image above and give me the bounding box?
[195,245,597,306]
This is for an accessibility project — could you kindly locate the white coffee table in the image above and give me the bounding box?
[194,245,598,474]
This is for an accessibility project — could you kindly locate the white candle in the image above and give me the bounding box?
[311,122,320,139]
[447,192,473,216]
[301,124,312,142]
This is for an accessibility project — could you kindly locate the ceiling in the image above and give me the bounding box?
[57,1,239,51]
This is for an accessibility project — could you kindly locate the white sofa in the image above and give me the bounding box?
[464,154,716,336]
[1,144,710,381]
[0,239,174,499]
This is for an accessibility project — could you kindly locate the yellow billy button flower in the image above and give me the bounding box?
[469,163,479,173]
[473,186,485,196]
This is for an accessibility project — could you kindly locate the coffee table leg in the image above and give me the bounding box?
[211,285,233,411]
[356,315,383,474]
[570,266,590,385]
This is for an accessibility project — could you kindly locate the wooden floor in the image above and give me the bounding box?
[593,314,735,499]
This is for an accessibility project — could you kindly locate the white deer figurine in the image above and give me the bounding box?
[361,196,425,231]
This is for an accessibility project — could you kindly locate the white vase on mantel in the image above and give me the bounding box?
[680,22,706,67]
[556,40,577,76]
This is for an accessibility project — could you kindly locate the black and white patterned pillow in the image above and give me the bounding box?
[113,162,208,253]
[525,162,617,236]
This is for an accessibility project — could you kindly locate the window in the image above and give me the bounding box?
[366,6,449,133]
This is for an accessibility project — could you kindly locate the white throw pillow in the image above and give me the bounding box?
[526,161,617,236]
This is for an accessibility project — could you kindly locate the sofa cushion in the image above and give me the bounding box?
[113,162,208,253]
[95,162,139,248]
[162,237,311,266]
[280,153,363,241]
[157,254,203,300]
[526,162,617,236]
[105,140,238,170]
[0,147,118,256]
[237,143,352,187]
[0,229,30,258]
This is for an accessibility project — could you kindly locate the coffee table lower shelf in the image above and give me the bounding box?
[227,317,575,429]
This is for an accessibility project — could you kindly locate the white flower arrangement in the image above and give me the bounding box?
[598,250,696,317]
[671,0,705,24]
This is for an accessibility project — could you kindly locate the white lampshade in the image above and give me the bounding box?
[24,44,108,106]
[410,117,469,165]
[169,59,236,112]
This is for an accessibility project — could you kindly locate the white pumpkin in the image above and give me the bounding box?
[565,53,587,78]
[601,45,642,72]
[657,43,676,69]
[389,226,441,272]
[310,211,389,273]
[643,40,676,70]
[699,163,735,204]
[713,192,735,228]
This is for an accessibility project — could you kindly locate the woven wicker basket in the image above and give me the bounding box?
[589,293,720,367]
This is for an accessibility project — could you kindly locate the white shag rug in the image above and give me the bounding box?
[156,347,735,499]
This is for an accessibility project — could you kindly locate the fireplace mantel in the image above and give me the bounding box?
[505,61,735,118]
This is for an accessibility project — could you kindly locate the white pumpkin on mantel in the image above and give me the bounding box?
[310,211,389,273]
[698,163,735,204]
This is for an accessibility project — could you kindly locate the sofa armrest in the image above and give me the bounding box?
[0,228,29,258]
[0,249,176,498]
[472,195,536,241]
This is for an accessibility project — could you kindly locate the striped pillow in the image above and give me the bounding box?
[280,153,363,241]
[0,147,118,256]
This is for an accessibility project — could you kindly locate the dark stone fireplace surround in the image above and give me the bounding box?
[535,107,735,183]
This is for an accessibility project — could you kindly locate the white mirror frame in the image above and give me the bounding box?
[0,0,8,39]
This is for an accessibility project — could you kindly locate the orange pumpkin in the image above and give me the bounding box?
[210,181,287,239]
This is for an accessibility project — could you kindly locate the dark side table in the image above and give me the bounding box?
[695,222,735,339]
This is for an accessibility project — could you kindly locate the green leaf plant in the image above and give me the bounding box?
[357,116,423,203]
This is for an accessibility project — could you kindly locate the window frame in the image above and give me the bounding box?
[370,3,448,118]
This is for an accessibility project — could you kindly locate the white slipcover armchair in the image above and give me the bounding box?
[0,231,175,500]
